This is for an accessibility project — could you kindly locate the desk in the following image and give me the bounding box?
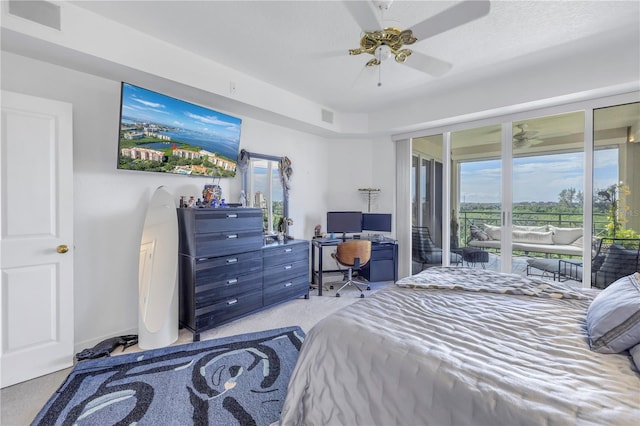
[311,237,398,296]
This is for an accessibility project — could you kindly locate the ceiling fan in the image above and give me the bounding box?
[346,0,490,77]
[513,124,544,149]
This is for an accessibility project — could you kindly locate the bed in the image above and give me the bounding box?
[279,267,640,425]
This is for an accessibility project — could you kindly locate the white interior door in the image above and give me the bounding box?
[1,91,74,388]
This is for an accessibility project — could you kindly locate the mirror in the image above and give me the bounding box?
[240,150,290,236]
[138,186,179,349]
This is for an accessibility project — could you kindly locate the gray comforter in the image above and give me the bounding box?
[280,267,640,425]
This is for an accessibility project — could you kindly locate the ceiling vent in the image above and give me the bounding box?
[321,109,334,124]
[8,0,61,30]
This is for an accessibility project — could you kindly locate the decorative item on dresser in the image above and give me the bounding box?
[177,207,309,341]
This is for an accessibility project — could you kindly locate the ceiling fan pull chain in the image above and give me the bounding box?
[378,63,382,87]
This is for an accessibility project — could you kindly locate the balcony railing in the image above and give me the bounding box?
[457,210,610,246]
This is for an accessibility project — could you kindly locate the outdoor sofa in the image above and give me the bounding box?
[467,223,584,256]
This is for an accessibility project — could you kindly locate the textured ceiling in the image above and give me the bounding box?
[71,1,640,115]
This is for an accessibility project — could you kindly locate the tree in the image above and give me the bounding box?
[558,187,582,209]
[596,183,637,238]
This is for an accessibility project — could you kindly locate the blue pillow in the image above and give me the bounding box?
[586,272,640,353]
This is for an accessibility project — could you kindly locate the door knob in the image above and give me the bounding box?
[57,244,69,254]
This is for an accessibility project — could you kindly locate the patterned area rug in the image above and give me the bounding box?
[31,326,305,426]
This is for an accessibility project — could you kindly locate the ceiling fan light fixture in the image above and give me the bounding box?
[351,27,417,67]
[375,45,393,62]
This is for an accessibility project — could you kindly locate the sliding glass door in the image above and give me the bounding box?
[510,112,585,278]
[591,102,639,288]
[411,135,444,272]
[449,113,588,277]
[405,94,638,287]
[450,125,502,269]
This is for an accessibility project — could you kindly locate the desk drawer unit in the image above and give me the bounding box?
[361,243,398,282]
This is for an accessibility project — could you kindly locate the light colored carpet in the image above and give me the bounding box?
[1,275,391,426]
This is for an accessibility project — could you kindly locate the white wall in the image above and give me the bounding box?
[1,52,392,350]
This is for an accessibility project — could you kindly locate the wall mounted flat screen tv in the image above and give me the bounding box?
[118,82,242,177]
[362,213,392,232]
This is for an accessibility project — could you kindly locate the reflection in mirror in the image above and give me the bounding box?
[139,186,179,349]
[241,151,288,235]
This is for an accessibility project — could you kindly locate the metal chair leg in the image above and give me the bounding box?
[335,268,365,298]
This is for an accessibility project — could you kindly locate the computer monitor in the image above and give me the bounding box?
[362,213,392,232]
[326,211,363,239]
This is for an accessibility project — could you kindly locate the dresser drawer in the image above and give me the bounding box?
[263,275,309,305]
[195,289,263,329]
[263,259,308,285]
[195,274,262,308]
[194,251,262,287]
[194,230,263,257]
[177,207,263,256]
[193,209,262,234]
[263,242,309,267]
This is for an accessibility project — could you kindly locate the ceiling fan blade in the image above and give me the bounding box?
[404,51,452,77]
[409,0,490,41]
[343,0,381,31]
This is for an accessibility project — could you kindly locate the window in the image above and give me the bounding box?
[242,151,288,235]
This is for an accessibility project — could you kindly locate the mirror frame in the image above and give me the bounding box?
[241,151,289,234]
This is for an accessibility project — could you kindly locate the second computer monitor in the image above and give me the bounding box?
[326,211,363,237]
[362,213,392,232]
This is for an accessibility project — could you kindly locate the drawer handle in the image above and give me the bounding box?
[227,234,238,239]
[226,258,238,264]
[226,213,238,218]
[284,265,292,270]
[284,248,292,253]
[227,278,238,285]
[284,282,292,287]
[227,299,238,305]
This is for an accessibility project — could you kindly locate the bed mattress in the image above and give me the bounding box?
[280,268,640,425]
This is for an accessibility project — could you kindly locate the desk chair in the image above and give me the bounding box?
[330,240,371,298]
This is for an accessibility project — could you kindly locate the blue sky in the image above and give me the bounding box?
[121,83,241,143]
[460,149,619,203]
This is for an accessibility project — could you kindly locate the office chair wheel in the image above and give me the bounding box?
[330,285,334,289]
[360,294,365,298]
[366,286,371,290]
[336,292,341,297]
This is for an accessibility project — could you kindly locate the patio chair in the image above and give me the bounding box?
[412,226,462,272]
[591,238,640,288]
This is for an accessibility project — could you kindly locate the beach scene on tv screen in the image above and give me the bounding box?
[118,83,241,177]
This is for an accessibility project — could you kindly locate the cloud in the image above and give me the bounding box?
[461,149,619,203]
[132,98,165,109]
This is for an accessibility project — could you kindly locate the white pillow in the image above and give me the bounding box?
[483,224,501,240]
[549,226,583,245]
[512,230,554,245]
[513,224,548,232]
